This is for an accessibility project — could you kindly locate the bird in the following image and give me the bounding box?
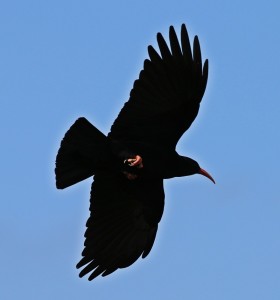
[55,24,215,281]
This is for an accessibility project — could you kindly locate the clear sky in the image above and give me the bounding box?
[1,0,280,299]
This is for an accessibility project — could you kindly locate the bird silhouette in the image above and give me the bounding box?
[55,24,214,281]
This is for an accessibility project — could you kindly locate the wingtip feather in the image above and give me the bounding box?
[157,32,172,59]
[169,25,182,58]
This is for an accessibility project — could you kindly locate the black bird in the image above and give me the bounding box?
[55,24,214,281]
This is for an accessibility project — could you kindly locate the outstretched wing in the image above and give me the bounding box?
[76,174,164,280]
[108,24,208,150]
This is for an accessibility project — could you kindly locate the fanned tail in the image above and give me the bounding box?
[55,117,112,189]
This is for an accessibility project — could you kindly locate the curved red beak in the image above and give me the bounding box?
[199,168,215,184]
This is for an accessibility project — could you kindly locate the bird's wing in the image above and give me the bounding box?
[76,174,164,280]
[108,24,208,150]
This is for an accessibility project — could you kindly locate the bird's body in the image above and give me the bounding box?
[55,24,214,280]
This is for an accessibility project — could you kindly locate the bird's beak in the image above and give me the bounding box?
[199,168,215,184]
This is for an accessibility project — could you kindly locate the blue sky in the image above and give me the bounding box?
[1,0,280,299]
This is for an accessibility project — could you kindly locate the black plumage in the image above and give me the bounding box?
[55,24,214,281]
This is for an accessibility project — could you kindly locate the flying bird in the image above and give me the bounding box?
[55,24,214,281]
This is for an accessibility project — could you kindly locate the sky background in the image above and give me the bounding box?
[1,0,280,299]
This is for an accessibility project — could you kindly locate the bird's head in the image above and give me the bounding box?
[179,156,215,184]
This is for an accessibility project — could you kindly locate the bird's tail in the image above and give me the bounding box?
[55,117,112,189]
